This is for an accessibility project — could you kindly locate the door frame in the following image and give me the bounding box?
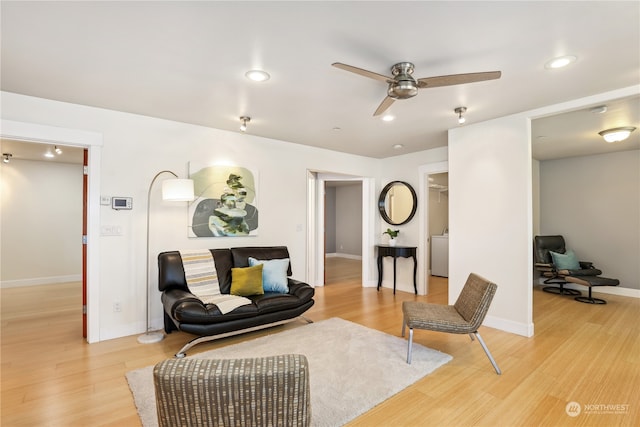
[307,171,375,287]
[1,119,103,343]
[418,161,448,296]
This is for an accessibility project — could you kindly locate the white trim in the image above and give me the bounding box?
[483,315,534,337]
[535,282,640,299]
[418,161,448,296]
[306,171,374,288]
[1,119,103,343]
[1,275,82,288]
[326,253,363,260]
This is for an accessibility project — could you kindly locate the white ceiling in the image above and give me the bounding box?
[1,1,639,160]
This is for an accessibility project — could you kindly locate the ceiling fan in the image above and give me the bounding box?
[332,62,501,116]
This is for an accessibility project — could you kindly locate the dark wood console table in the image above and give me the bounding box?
[376,245,417,295]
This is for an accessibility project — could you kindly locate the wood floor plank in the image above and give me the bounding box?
[1,262,638,426]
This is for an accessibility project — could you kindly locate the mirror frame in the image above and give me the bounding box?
[378,180,418,226]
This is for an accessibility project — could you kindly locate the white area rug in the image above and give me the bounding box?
[126,317,451,427]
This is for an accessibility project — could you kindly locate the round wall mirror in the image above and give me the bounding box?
[378,181,417,225]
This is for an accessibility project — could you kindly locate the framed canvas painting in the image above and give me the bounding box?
[188,163,258,237]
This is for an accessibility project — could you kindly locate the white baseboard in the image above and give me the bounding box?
[535,278,640,298]
[483,315,534,338]
[326,252,362,260]
[0,274,82,288]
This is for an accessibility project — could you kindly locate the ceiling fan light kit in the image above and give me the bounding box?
[598,126,636,143]
[332,61,501,117]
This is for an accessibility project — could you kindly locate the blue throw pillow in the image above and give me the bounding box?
[248,257,290,293]
[550,249,581,270]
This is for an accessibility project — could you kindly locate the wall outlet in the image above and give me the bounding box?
[113,301,122,312]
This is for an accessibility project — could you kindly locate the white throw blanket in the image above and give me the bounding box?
[178,249,251,314]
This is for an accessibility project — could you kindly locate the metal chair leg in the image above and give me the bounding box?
[473,332,501,375]
[406,328,413,364]
[401,315,406,337]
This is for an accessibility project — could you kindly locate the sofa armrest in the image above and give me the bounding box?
[161,288,202,316]
[154,354,311,427]
[288,279,315,304]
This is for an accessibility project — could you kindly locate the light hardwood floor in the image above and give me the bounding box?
[1,258,638,426]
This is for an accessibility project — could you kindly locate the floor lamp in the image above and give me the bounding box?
[138,170,194,344]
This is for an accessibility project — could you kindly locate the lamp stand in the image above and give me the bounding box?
[137,170,178,345]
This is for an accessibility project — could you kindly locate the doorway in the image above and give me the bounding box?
[306,171,375,288]
[0,139,86,335]
[324,181,363,284]
[0,119,102,343]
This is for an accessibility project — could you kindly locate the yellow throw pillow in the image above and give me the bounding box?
[230,264,264,296]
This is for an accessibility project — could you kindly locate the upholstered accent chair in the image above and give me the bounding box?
[153,354,311,427]
[534,235,619,304]
[402,273,501,375]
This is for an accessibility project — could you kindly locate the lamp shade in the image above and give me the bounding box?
[162,179,194,201]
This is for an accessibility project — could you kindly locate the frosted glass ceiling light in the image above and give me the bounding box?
[3,153,12,163]
[54,146,63,155]
[245,69,270,82]
[455,107,467,124]
[598,127,636,143]
[545,55,577,69]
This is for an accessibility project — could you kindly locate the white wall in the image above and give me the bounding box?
[540,150,639,291]
[1,91,381,340]
[377,147,449,294]
[449,115,534,337]
[1,158,83,286]
[335,183,362,257]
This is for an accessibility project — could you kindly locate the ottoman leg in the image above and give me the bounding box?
[575,286,606,304]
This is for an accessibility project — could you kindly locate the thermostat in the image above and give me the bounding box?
[112,197,132,210]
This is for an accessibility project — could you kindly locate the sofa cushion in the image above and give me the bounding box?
[231,247,293,276]
[231,264,264,297]
[249,257,290,293]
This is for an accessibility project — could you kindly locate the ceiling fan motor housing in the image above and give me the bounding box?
[388,62,418,99]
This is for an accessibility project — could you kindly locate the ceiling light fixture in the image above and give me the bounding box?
[44,148,55,158]
[455,107,467,124]
[54,146,63,155]
[590,105,608,114]
[598,126,636,143]
[245,69,270,82]
[382,114,395,122]
[239,116,251,132]
[393,144,404,149]
[3,153,12,163]
[545,55,577,69]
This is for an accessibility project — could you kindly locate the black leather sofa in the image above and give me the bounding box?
[159,246,315,357]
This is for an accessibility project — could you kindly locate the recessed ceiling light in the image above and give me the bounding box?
[544,55,577,69]
[332,126,342,131]
[382,114,395,122]
[393,144,404,149]
[245,69,270,82]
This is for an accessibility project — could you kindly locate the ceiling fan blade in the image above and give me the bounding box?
[373,96,395,116]
[332,62,392,83]
[417,71,501,89]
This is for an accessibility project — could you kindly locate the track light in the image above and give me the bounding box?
[240,116,251,132]
[598,127,636,143]
[3,153,12,163]
[455,107,467,124]
[55,146,63,155]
